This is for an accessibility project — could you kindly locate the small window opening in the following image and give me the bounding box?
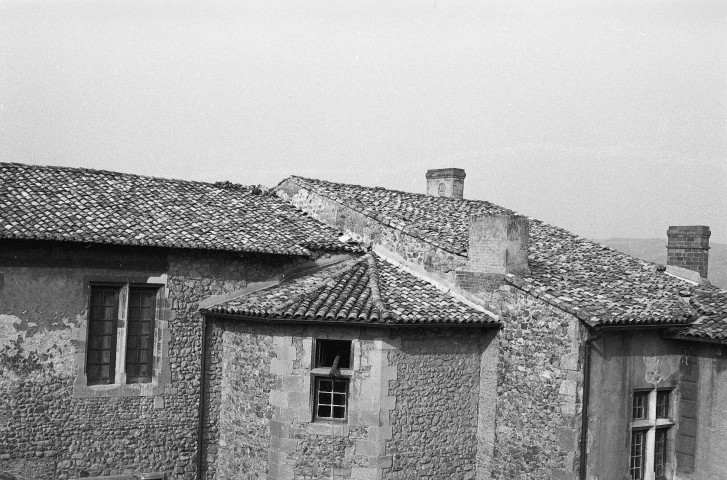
[315,339,352,370]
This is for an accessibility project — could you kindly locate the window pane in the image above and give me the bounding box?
[656,390,670,419]
[86,287,119,385]
[125,287,157,384]
[632,392,648,419]
[655,428,668,477]
[630,430,644,480]
[314,378,348,421]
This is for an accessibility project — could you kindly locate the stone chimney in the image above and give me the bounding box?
[667,225,711,279]
[456,214,530,296]
[426,168,466,199]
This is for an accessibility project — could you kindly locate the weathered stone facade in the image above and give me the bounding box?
[0,240,306,479]
[203,320,499,480]
[492,286,585,480]
[384,330,496,480]
[277,177,588,480]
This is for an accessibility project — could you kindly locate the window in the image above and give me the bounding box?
[86,283,160,386]
[656,390,669,419]
[632,391,648,419]
[629,389,674,480]
[630,430,645,480]
[312,339,352,422]
[87,287,120,385]
[126,287,157,383]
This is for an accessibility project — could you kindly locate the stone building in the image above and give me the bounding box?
[1,162,726,480]
[0,163,363,479]
[275,170,727,480]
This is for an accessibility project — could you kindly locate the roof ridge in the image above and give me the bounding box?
[290,175,697,288]
[0,161,257,193]
[365,253,391,321]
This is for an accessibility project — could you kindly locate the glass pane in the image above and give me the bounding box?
[333,393,346,407]
[657,391,670,418]
[632,392,648,419]
[317,405,331,418]
[333,381,347,393]
[655,428,668,476]
[319,380,332,392]
[319,392,332,405]
[333,406,345,419]
[630,431,644,480]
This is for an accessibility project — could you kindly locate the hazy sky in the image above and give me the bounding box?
[1,0,725,243]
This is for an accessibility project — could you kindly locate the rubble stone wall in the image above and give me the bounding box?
[383,328,497,480]
[209,322,499,480]
[0,240,299,480]
[491,285,586,480]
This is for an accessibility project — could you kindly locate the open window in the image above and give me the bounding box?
[312,339,352,422]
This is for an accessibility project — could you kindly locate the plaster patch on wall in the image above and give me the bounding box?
[643,354,679,386]
[0,313,78,383]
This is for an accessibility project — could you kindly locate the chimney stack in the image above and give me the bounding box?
[426,168,466,199]
[456,214,530,296]
[667,226,711,279]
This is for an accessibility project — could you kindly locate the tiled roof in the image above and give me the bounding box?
[202,252,497,326]
[283,176,696,326]
[0,163,363,257]
[670,287,727,342]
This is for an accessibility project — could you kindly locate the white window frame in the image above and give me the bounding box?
[630,389,675,480]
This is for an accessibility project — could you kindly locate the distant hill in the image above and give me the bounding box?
[592,238,727,289]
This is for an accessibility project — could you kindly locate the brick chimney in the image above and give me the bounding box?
[426,168,466,199]
[456,214,530,296]
[667,226,711,278]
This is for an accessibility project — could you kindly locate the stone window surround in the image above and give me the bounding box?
[311,339,354,423]
[73,274,172,398]
[629,387,676,480]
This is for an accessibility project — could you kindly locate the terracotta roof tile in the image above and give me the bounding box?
[202,252,497,325]
[669,287,727,342]
[284,176,695,326]
[0,163,363,256]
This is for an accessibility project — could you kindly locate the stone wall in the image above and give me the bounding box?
[383,329,497,480]
[207,321,499,480]
[491,285,585,480]
[276,179,589,479]
[0,240,302,480]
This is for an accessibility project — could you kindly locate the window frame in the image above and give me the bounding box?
[74,276,168,398]
[311,339,354,423]
[629,388,675,480]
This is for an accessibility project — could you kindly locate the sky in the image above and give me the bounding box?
[1,0,725,243]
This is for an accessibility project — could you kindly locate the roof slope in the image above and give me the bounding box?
[203,252,496,326]
[284,176,695,326]
[0,163,362,256]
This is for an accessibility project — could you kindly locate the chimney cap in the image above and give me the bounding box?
[426,168,466,180]
[667,225,711,237]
